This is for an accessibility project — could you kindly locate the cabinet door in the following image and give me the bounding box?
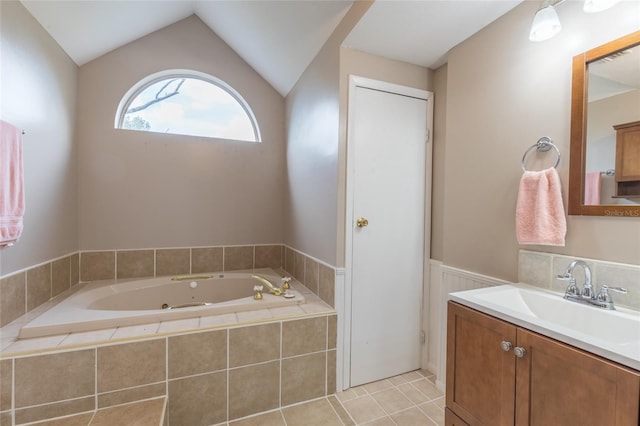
[445,407,470,426]
[515,328,640,426]
[447,302,517,426]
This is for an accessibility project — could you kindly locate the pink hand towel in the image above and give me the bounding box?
[0,120,25,248]
[516,167,566,246]
[584,171,601,206]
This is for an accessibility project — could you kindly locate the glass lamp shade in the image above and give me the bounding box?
[529,5,562,42]
[583,0,621,12]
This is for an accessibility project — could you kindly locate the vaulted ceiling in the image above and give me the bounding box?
[20,0,523,96]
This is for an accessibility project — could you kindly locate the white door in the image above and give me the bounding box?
[348,78,430,387]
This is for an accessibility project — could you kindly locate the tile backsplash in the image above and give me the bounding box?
[519,250,640,311]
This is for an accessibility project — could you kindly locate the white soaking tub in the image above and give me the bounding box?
[19,269,304,338]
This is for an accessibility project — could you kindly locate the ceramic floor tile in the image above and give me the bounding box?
[433,396,445,409]
[370,388,414,414]
[411,378,444,400]
[419,401,445,426]
[327,395,355,426]
[362,379,394,394]
[341,395,387,424]
[396,382,430,405]
[391,406,437,425]
[362,417,397,426]
[282,398,343,426]
[399,370,423,382]
[229,409,285,426]
[336,387,365,403]
[387,373,409,386]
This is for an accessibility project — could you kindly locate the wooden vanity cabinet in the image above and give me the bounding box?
[446,302,640,426]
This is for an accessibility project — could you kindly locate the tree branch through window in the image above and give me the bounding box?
[126,78,185,114]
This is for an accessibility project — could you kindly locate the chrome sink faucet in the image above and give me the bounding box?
[556,260,627,310]
[556,260,593,299]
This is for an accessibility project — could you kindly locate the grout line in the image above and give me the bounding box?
[23,271,28,320]
[94,347,98,411]
[278,320,283,408]
[226,327,230,423]
[11,358,15,422]
[49,262,53,300]
[164,336,169,422]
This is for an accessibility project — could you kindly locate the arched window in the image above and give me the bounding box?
[115,70,261,142]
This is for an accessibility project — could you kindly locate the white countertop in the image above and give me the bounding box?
[448,284,640,371]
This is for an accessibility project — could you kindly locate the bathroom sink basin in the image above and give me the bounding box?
[449,284,640,370]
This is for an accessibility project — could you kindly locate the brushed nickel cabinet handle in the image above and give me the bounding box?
[500,341,513,352]
[514,346,527,358]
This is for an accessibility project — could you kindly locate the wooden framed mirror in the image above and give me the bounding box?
[569,30,640,217]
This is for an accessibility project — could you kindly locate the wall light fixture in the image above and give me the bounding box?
[529,0,621,42]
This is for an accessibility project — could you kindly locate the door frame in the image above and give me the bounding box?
[341,75,434,390]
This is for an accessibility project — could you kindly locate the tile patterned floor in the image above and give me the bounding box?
[226,369,444,426]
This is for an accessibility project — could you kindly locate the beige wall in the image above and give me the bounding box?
[284,2,372,266]
[336,48,433,267]
[0,2,78,275]
[76,15,285,250]
[440,0,640,281]
[586,89,640,172]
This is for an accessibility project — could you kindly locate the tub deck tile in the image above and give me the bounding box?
[199,313,238,328]
[268,306,306,318]
[300,303,335,315]
[157,318,199,334]
[111,323,160,340]
[236,309,274,323]
[4,334,68,354]
[60,329,117,347]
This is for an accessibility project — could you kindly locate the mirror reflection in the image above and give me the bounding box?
[584,44,640,205]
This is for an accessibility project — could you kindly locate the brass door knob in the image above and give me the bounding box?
[356,217,369,228]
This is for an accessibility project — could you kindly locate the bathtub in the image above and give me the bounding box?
[19,269,304,339]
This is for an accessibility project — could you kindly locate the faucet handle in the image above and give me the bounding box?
[281,277,292,290]
[556,272,572,281]
[596,285,627,303]
[564,278,580,297]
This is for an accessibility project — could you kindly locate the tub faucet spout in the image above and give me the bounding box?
[251,275,284,296]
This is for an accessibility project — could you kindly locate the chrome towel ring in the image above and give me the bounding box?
[521,136,561,172]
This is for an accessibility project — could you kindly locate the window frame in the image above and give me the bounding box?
[115,69,262,142]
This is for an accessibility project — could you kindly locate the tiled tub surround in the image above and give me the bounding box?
[0,253,80,329]
[0,244,336,332]
[518,249,640,311]
[0,288,337,425]
[17,269,305,339]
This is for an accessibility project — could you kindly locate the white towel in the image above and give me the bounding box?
[516,167,566,246]
[0,120,25,248]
